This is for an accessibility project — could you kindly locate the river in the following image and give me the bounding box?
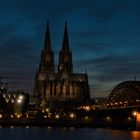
[0,127,140,140]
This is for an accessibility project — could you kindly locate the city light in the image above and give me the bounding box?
[0,114,3,119]
[106,116,111,121]
[133,111,137,116]
[55,114,60,119]
[17,99,22,104]
[26,114,29,118]
[127,116,132,121]
[69,113,75,119]
[16,114,22,118]
[85,106,90,111]
[11,100,14,103]
[19,95,24,100]
[17,95,24,104]
[136,113,140,122]
[84,116,89,120]
[46,108,50,112]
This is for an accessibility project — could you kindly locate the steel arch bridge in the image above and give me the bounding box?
[106,81,140,108]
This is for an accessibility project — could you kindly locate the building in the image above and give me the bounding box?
[2,91,29,114]
[34,22,90,103]
[0,80,29,115]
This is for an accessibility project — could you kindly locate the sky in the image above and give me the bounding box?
[0,0,140,97]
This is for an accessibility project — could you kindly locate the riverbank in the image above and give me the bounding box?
[0,107,139,130]
[0,119,136,130]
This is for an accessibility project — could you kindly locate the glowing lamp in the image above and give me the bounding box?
[133,111,137,116]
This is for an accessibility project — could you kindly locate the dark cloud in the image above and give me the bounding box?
[0,21,39,93]
[75,53,140,97]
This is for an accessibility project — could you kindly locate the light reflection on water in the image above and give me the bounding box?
[0,127,139,140]
[131,131,140,139]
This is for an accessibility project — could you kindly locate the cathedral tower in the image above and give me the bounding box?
[34,21,55,98]
[58,22,73,75]
[39,21,55,74]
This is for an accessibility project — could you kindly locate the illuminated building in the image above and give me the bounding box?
[34,22,90,102]
[1,91,29,114]
[0,93,7,114]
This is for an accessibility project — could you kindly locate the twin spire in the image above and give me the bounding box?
[44,21,51,51]
[44,21,70,52]
[62,22,70,51]
[43,21,73,74]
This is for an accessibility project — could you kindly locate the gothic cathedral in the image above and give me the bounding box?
[34,22,90,102]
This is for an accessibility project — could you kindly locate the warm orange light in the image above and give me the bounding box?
[0,114,3,119]
[131,131,140,139]
[26,114,29,118]
[55,114,60,119]
[137,113,140,122]
[19,95,24,100]
[133,111,137,116]
[69,113,75,119]
[115,102,118,105]
[17,99,22,104]
[17,114,20,118]
[16,114,22,118]
[85,106,90,111]
[46,108,50,112]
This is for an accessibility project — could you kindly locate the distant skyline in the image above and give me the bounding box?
[0,0,140,97]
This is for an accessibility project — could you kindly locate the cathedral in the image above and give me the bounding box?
[34,22,90,102]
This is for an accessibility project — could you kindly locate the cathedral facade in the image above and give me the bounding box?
[34,22,90,102]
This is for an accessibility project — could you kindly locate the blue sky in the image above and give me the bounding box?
[0,0,140,97]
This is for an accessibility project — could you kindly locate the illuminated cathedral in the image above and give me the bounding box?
[34,22,90,102]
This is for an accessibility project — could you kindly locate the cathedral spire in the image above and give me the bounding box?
[58,22,73,74]
[38,21,55,74]
[44,21,51,51]
[62,22,69,51]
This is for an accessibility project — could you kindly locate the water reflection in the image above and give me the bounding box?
[10,126,14,129]
[25,126,29,128]
[131,131,140,139]
[0,127,138,140]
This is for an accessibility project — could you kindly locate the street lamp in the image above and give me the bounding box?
[17,99,22,104]
[55,114,60,119]
[69,113,76,119]
[19,95,24,100]
[133,111,137,117]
